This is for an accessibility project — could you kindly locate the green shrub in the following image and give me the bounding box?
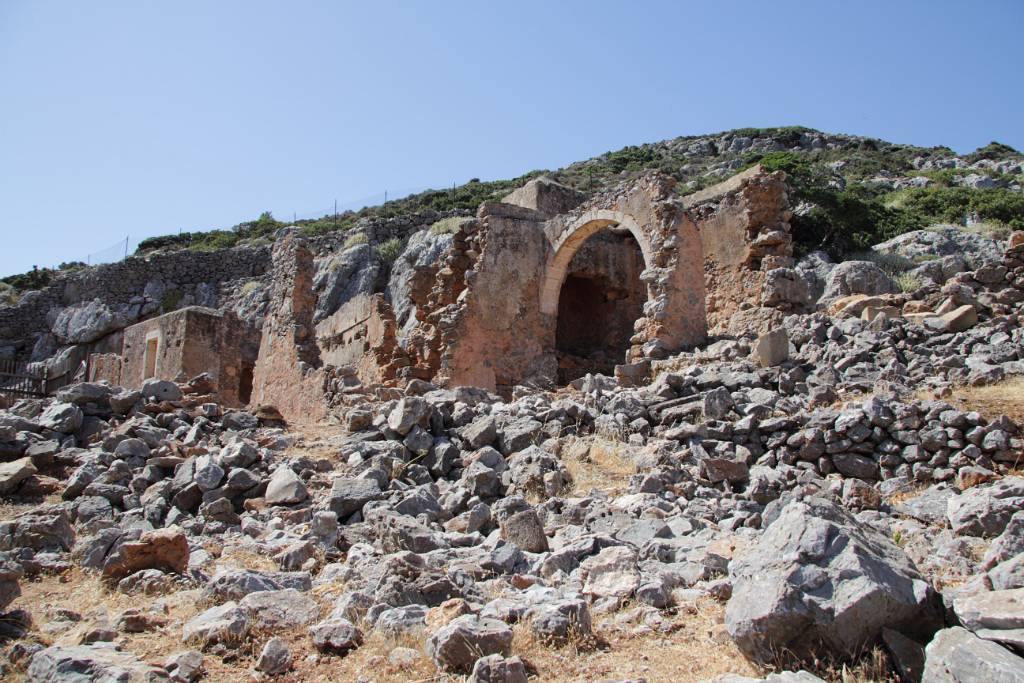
[376,237,404,264]
[895,186,1024,229]
[430,216,471,235]
[343,232,369,249]
[894,272,924,293]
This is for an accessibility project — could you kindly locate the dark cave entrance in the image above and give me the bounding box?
[555,229,646,384]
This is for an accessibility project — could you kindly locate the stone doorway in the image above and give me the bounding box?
[554,229,646,384]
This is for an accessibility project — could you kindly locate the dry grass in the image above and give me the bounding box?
[920,375,1024,427]
[561,436,637,496]
[508,599,760,683]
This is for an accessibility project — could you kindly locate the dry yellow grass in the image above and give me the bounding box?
[508,599,760,683]
[921,375,1024,426]
[561,435,637,496]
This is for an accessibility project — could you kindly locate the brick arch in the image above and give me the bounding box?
[540,209,653,317]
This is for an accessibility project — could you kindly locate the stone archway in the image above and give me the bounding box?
[540,210,654,317]
[542,211,653,382]
[540,192,707,374]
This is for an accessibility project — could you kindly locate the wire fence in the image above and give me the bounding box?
[67,185,433,269]
[85,236,130,266]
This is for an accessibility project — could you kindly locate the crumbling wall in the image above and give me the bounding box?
[685,165,794,333]
[250,236,329,422]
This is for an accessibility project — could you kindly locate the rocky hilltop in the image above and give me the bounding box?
[0,128,1023,682]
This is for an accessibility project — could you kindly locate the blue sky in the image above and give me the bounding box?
[1,1,1021,277]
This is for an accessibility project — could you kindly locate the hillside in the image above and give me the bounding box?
[3,126,1022,298]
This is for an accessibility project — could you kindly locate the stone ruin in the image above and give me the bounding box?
[246,166,794,421]
[0,166,796,423]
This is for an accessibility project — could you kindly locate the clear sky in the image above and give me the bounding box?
[1,1,1021,277]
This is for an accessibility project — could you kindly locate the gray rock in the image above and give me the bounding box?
[426,615,514,673]
[725,497,939,663]
[947,477,1024,537]
[953,588,1024,648]
[461,416,498,449]
[873,227,1004,268]
[703,386,734,421]
[581,546,639,599]
[182,601,251,647]
[0,457,36,496]
[821,261,897,302]
[165,650,203,683]
[256,636,292,675]
[500,509,548,553]
[27,643,167,682]
[468,654,528,683]
[239,589,319,629]
[922,626,1024,682]
[51,299,129,344]
[751,329,789,368]
[527,597,592,643]
[141,378,183,403]
[387,397,429,435]
[203,569,312,602]
[983,511,1024,569]
[497,418,543,456]
[38,402,84,433]
[264,466,309,505]
[310,617,363,654]
[328,477,382,518]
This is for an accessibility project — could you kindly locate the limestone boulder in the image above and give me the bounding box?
[264,466,309,505]
[947,476,1024,537]
[0,457,36,496]
[922,626,1024,682]
[750,328,789,367]
[27,643,168,682]
[873,226,1004,267]
[141,378,183,403]
[51,299,129,344]
[820,261,897,303]
[426,615,514,673]
[581,546,640,599]
[182,602,251,647]
[725,497,939,663]
[38,402,84,433]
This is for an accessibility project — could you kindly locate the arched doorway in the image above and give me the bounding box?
[554,228,647,383]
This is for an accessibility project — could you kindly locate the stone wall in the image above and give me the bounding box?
[684,165,794,334]
[250,236,329,423]
[0,245,270,358]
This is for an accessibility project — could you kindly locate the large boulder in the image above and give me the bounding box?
[725,497,939,664]
[38,402,84,433]
[27,643,168,682]
[947,477,1024,538]
[51,299,129,344]
[820,261,897,303]
[0,457,36,496]
[922,626,1024,682]
[426,615,514,673]
[873,226,1004,268]
[264,466,309,505]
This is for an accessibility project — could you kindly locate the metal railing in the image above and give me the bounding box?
[0,359,47,399]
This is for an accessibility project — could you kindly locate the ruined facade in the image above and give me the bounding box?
[246,166,794,419]
[91,307,260,407]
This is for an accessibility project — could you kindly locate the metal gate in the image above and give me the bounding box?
[0,359,47,400]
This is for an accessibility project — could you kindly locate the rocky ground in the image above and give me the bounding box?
[2,236,1024,682]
